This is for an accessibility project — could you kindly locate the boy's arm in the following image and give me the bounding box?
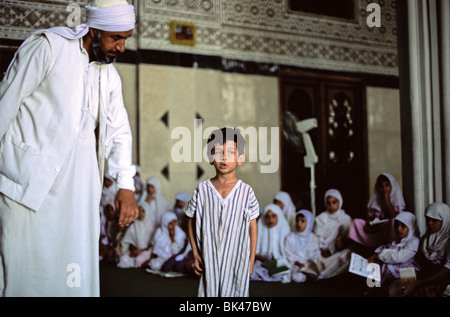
[187,217,203,276]
[249,218,258,275]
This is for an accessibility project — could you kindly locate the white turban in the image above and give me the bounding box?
[46,0,136,39]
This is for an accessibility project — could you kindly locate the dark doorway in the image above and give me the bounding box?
[279,71,368,219]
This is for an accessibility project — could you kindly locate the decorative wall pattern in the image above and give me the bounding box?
[1,0,398,76]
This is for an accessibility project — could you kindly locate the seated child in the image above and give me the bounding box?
[251,204,291,282]
[147,212,186,271]
[99,203,120,263]
[171,191,191,233]
[367,211,419,289]
[285,209,321,282]
[117,204,157,268]
[314,189,352,279]
[348,173,406,255]
[139,177,171,226]
[273,191,297,230]
[413,202,450,297]
[161,242,196,277]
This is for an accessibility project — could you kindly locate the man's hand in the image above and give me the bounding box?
[115,189,138,229]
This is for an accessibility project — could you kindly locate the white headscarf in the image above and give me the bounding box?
[314,189,351,253]
[274,191,297,229]
[139,177,170,225]
[420,202,450,261]
[175,191,191,204]
[367,172,405,217]
[172,191,191,217]
[151,212,186,260]
[100,173,117,207]
[46,0,136,40]
[393,211,419,248]
[256,204,291,260]
[121,203,157,252]
[295,209,315,239]
[284,209,319,265]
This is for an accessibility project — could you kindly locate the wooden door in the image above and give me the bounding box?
[279,71,368,218]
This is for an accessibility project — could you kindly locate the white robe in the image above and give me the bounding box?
[284,210,321,282]
[148,212,186,270]
[0,32,134,296]
[314,189,353,280]
[185,179,260,297]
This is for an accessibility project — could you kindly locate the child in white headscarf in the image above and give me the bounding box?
[414,202,450,296]
[147,212,186,271]
[251,204,291,282]
[117,204,158,268]
[274,191,297,231]
[348,173,406,254]
[285,209,321,282]
[172,191,191,233]
[367,211,420,286]
[139,177,170,226]
[315,189,352,279]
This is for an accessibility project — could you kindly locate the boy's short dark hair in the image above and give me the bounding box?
[207,127,245,160]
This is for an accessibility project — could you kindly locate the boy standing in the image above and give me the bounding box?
[185,127,259,297]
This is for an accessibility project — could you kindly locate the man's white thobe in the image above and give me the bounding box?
[0,31,135,296]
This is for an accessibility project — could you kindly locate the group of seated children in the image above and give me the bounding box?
[99,170,195,277]
[99,169,449,297]
[251,172,450,297]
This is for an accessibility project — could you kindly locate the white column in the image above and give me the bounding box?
[398,0,449,234]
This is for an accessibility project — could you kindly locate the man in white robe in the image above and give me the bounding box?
[0,0,138,296]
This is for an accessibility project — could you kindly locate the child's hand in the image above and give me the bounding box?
[193,254,204,276]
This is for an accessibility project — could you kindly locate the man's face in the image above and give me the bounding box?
[92,29,133,64]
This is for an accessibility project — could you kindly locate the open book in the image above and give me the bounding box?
[348,252,380,282]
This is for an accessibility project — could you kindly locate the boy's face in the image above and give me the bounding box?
[210,140,244,174]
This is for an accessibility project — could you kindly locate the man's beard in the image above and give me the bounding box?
[91,31,117,64]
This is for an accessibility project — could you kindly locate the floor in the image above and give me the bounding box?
[99,261,370,297]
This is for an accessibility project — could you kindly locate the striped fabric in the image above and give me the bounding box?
[185,179,260,297]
